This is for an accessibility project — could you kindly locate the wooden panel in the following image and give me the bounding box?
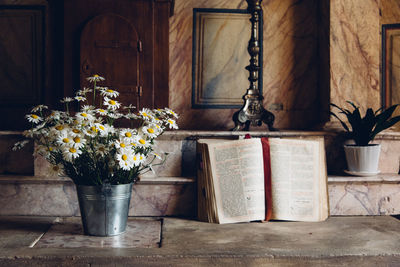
[80,13,140,108]
[154,1,170,108]
[0,6,44,130]
[64,0,170,110]
[0,7,43,105]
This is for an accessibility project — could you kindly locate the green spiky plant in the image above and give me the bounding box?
[330,101,400,146]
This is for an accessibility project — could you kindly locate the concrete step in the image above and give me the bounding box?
[0,216,399,266]
[0,174,399,217]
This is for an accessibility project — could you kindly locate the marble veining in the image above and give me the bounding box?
[330,0,380,114]
[170,0,322,130]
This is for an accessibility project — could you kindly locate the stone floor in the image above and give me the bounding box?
[0,216,400,266]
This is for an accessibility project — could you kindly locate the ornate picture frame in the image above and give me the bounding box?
[382,23,400,108]
[192,8,263,109]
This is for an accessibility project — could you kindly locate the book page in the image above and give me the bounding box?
[205,138,265,224]
[269,138,327,221]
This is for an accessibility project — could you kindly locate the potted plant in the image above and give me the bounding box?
[330,101,400,175]
[13,74,179,236]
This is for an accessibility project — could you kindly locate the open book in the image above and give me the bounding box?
[196,137,329,224]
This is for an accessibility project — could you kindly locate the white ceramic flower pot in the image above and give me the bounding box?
[343,144,381,173]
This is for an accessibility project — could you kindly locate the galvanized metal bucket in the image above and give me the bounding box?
[76,183,133,236]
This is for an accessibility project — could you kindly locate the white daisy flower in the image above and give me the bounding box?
[84,127,97,137]
[26,114,43,124]
[141,124,160,138]
[120,128,136,139]
[72,135,85,149]
[114,139,129,149]
[77,87,92,96]
[57,132,73,147]
[116,149,134,170]
[75,96,86,102]
[82,105,95,112]
[94,123,111,137]
[63,147,82,162]
[139,108,154,121]
[100,88,120,98]
[60,97,73,103]
[132,153,146,167]
[96,108,108,116]
[48,164,64,177]
[95,144,108,157]
[107,112,123,119]
[52,124,68,135]
[166,119,178,129]
[70,128,82,137]
[86,74,105,83]
[134,135,151,148]
[103,97,121,110]
[46,111,62,121]
[31,105,48,113]
[164,107,179,118]
[125,113,139,120]
[76,111,95,122]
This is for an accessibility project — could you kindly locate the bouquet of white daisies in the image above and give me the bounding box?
[13,75,178,185]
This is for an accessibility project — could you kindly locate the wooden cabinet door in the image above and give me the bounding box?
[80,13,141,108]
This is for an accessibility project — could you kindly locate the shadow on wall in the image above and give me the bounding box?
[284,0,330,130]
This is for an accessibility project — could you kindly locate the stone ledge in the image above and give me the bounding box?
[0,174,399,217]
[0,175,195,185]
[0,216,399,266]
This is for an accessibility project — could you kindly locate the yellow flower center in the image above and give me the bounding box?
[69,147,76,153]
[94,74,99,77]
[122,154,128,161]
[81,113,87,117]
[107,89,114,93]
[133,156,137,161]
[120,143,126,148]
[48,147,53,152]
[55,125,64,131]
[99,125,105,130]
[168,119,174,124]
[109,100,116,105]
[31,114,38,119]
[91,126,98,132]
[62,138,70,143]
[73,137,80,143]
[73,129,80,133]
[147,128,154,134]
[140,155,143,160]
[142,112,148,117]
[99,109,105,113]
[125,132,132,137]
[139,139,146,145]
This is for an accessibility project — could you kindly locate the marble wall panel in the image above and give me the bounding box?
[169,0,321,130]
[329,181,400,216]
[381,0,400,25]
[330,0,380,114]
[0,181,195,217]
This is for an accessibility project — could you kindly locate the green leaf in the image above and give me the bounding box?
[330,111,350,132]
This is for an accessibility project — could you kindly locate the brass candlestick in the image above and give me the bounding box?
[232,0,275,131]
